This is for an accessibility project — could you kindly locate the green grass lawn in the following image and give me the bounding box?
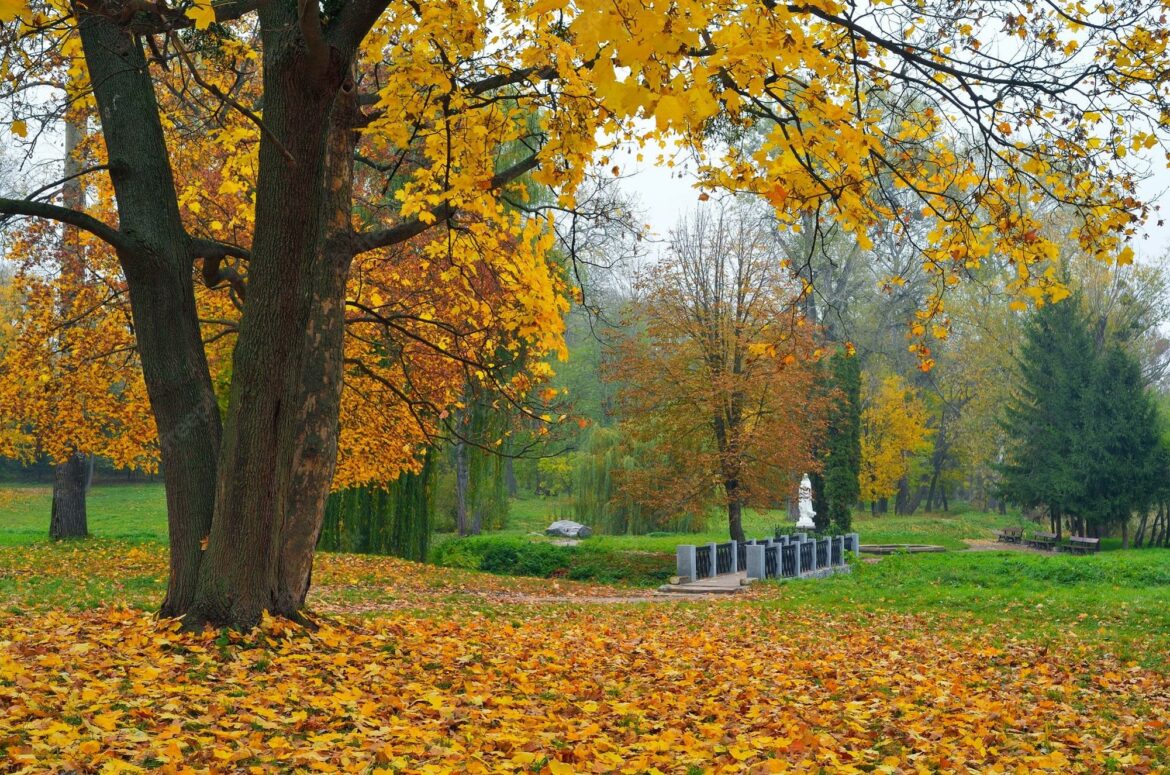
[501,495,1021,551]
[766,548,1170,667]
[0,484,1024,551]
[0,482,168,545]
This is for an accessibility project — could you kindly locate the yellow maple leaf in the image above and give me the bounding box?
[653,95,684,131]
[11,119,27,138]
[0,0,25,22]
[186,0,216,30]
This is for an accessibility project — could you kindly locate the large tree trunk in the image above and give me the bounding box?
[49,452,89,539]
[724,479,746,543]
[504,457,519,498]
[188,16,354,628]
[726,500,746,543]
[1135,508,1149,547]
[78,12,222,616]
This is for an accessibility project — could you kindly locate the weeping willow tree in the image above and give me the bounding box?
[572,428,705,535]
[318,455,434,561]
[451,390,512,535]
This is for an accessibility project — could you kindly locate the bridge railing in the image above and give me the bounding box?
[676,531,860,582]
[764,544,779,577]
[694,545,712,579]
[715,542,735,574]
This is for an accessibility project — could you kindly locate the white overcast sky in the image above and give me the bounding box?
[616,146,1170,265]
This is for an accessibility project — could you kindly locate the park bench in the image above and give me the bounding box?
[996,526,1023,544]
[1061,536,1100,555]
[1026,531,1059,551]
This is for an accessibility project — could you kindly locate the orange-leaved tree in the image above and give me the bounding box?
[610,201,826,542]
[2,0,1169,626]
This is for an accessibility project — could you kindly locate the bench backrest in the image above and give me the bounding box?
[1002,527,1022,535]
[1069,536,1099,545]
[1032,532,1057,540]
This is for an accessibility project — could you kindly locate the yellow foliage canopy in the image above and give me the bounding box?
[859,374,933,502]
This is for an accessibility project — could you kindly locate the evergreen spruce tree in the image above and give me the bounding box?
[1080,344,1165,543]
[999,297,1096,538]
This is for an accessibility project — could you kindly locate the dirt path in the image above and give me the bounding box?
[307,582,746,615]
[962,539,1051,553]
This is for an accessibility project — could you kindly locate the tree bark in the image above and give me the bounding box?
[504,457,519,498]
[726,496,746,544]
[50,113,90,540]
[188,13,355,627]
[455,439,472,536]
[49,452,89,539]
[77,11,222,616]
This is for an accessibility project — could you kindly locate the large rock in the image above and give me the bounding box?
[545,520,593,539]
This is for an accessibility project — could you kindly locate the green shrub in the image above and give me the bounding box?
[430,534,673,585]
[428,538,482,570]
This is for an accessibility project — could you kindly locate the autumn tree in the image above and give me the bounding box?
[3,0,1170,627]
[859,374,933,509]
[0,194,158,520]
[610,201,825,542]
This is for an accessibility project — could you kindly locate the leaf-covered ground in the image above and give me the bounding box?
[3,542,1170,773]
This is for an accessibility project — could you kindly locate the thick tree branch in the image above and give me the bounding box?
[353,153,540,255]
[74,0,266,33]
[325,0,390,52]
[190,237,250,300]
[0,197,135,255]
[297,0,329,75]
[188,236,251,262]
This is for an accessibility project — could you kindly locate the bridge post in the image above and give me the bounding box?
[707,543,717,575]
[833,535,845,566]
[729,539,738,572]
[805,536,818,571]
[746,544,766,580]
[792,537,802,576]
[677,545,697,582]
[850,532,861,558]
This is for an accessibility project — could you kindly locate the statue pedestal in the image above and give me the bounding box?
[795,515,816,529]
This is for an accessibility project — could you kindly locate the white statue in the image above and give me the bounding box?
[796,473,817,529]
